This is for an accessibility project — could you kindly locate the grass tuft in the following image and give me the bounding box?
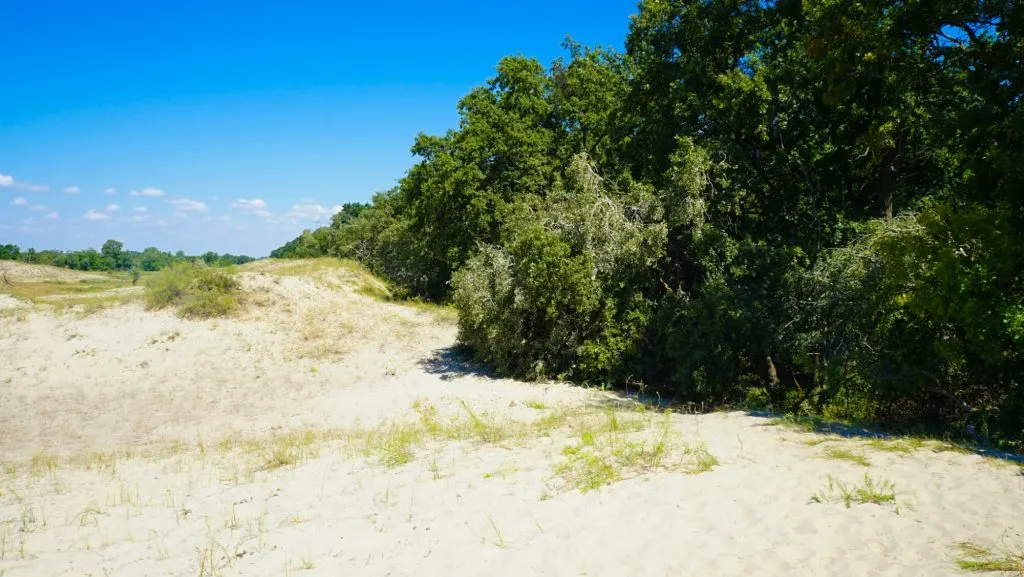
[553,409,717,492]
[822,446,871,467]
[953,541,1024,574]
[810,474,897,508]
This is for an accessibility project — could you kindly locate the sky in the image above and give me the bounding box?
[0,0,637,257]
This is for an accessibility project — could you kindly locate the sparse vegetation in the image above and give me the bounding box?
[821,446,871,467]
[810,474,897,509]
[145,262,241,318]
[954,542,1024,574]
[553,409,717,493]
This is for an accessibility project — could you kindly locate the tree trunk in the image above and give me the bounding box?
[878,126,906,220]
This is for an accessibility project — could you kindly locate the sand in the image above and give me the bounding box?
[1,260,1022,576]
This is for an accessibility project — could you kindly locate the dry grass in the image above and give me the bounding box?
[293,306,355,360]
[954,541,1024,574]
[248,258,457,324]
[1,400,717,497]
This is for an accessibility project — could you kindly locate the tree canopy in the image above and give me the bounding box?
[273,0,1024,449]
[0,240,253,272]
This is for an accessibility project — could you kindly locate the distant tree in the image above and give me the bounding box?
[0,244,20,261]
[101,239,124,260]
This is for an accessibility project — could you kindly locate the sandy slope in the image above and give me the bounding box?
[1,261,1022,576]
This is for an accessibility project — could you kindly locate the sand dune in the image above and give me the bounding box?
[1,261,1022,576]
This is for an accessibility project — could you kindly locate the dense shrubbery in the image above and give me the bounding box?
[0,239,253,272]
[145,262,241,318]
[271,2,1024,449]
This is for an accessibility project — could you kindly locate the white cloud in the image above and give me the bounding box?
[173,212,188,219]
[231,198,267,211]
[29,204,47,212]
[64,186,80,195]
[168,198,208,212]
[83,209,110,221]
[130,187,165,197]
[105,203,120,212]
[10,197,27,206]
[1,174,48,191]
[104,188,116,195]
[133,206,148,214]
[44,212,59,220]
[286,203,339,221]
[231,198,271,218]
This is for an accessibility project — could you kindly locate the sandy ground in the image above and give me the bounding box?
[1,261,1023,576]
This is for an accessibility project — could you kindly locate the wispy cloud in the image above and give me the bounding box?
[168,198,208,212]
[0,173,48,192]
[64,186,80,195]
[231,198,267,210]
[130,187,165,197]
[29,204,47,212]
[105,203,120,212]
[231,198,272,218]
[83,209,110,221]
[287,203,340,220]
[133,206,148,214]
[104,188,116,196]
[10,197,27,206]
[130,206,150,222]
[44,212,59,220]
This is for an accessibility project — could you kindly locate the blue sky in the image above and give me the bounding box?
[1,0,635,256]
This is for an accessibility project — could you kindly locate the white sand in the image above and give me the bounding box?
[2,262,1022,576]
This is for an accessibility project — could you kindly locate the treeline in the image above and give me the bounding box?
[273,1,1024,448]
[0,240,253,272]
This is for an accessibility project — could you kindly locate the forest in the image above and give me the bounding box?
[0,240,253,272]
[274,0,1021,449]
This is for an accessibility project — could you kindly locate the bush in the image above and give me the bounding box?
[452,154,665,384]
[145,262,241,318]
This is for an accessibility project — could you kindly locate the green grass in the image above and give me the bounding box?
[810,474,897,509]
[553,409,718,492]
[822,446,871,467]
[953,542,1024,574]
[145,262,241,318]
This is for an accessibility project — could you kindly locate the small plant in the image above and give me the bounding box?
[486,515,507,549]
[75,504,104,527]
[810,474,897,508]
[145,262,241,319]
[953,541,1024,574]
[822,446,871,467]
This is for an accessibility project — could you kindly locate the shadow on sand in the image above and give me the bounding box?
[417,345,494,380]
[743,410,1024,465]
[418,346,1024,469]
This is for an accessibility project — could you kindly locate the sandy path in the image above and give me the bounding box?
[1,264,1022,576]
